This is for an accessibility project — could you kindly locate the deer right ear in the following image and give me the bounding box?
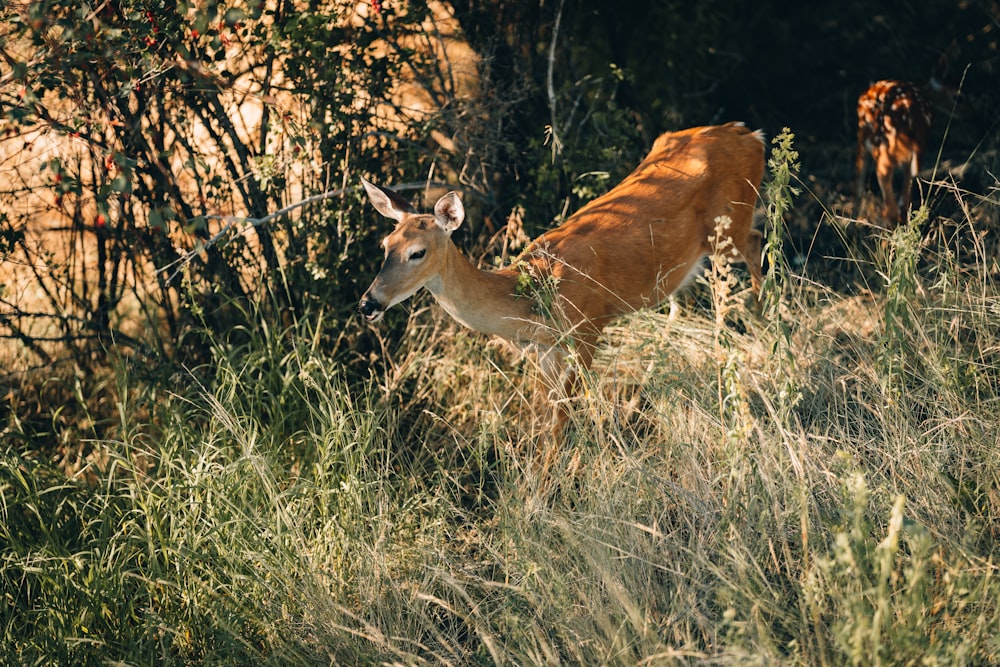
[362,178,415,223]
[433,192,464,233]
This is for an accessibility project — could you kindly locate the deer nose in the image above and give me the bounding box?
[359,296,384,322]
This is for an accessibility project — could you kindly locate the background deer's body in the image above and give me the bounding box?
[856,76,972,227]
[856,80,933,228]
[359,122,765,398]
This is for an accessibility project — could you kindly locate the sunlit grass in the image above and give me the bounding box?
[4,166,1000,663]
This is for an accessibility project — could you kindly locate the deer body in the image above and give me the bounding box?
[856,76,973,227]
[359,122,765,394]
[856,80,933,227]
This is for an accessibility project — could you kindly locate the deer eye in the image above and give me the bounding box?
[408,248,426,261]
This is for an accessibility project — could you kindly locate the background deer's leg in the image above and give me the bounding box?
[900,151,921,222]
[875,150,899,228]
[856,138,870,202]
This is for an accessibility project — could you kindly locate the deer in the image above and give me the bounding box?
[856,70,974,228]
[358,122,765,429]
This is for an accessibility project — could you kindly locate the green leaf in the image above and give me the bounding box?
[110,174,132,194]
[223,7,247,26]
[148,208,164,230]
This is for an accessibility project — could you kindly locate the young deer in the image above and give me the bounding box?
[856,76,972,228]
[359,122,764,418]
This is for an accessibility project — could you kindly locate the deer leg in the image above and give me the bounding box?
[534,344,572,437]
[900,151,920,222]
[875,152,898,228]
[534,331,598,433]
[537,345,568,397]
[529,342,575,482]
[740,228,764,297]
[856,138,869,202]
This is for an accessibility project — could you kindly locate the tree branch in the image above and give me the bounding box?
[157,181,461,284]
[546,0,566,158]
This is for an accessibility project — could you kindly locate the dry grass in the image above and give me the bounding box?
[4,131,1000,664]
[5,218,1000,663]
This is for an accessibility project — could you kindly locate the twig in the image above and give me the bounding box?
[0,355,79,385]
[0,308,155,359]
[546,0,566,158]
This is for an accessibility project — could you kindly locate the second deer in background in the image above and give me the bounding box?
[856,69,975,229]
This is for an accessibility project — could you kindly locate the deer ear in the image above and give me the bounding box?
[362,178,415,223]
[433,192,464,234]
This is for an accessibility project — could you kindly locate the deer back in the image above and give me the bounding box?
[511,122,765,332]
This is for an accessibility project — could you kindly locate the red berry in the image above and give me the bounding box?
[96,213,107,227]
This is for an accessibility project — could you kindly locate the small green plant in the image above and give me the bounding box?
[812,474,997,666]
[512,258,561,320]
[877,205,928,396]
[761,127,803,425]
[761,127,801,318]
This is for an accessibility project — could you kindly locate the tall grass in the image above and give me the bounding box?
[3,147,1000,664]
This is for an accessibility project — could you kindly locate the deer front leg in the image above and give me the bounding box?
[535,344,572,432]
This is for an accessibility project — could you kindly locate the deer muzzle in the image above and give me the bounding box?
[358,295,385,322]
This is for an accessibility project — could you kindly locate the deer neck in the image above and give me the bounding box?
[426,242,546,345]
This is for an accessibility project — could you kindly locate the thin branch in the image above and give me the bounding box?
[546,0,566,158]
[0,355,79,384]
[0,309,155,359]
[157,181,459,283]
[0,315,54,365]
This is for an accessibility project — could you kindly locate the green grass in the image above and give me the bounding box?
[4,165,1000,663]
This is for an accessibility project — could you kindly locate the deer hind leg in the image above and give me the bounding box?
[726,226,764,315]
[740,228,764,297]
[875,151,899,228]
[856,137,870,202]
[727,199,764,302]
[899,151,921,222]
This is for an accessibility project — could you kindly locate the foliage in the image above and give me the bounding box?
[877,205,927,394]
[5,196,1000,662]
[512,258,559,320]
[813,478,995,666]
[0,0,469,373]
[2,0,1000,663]
[761,128,802,424]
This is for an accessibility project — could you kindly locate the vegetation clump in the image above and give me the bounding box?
[2,1,1000,664]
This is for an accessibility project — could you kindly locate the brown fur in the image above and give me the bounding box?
[509,123,765,372]
[856,80,933,228]
[360,122,765,410]
[856,76,974,228]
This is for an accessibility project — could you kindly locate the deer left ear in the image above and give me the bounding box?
[433,192,465,234]
[362,178,415,223]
